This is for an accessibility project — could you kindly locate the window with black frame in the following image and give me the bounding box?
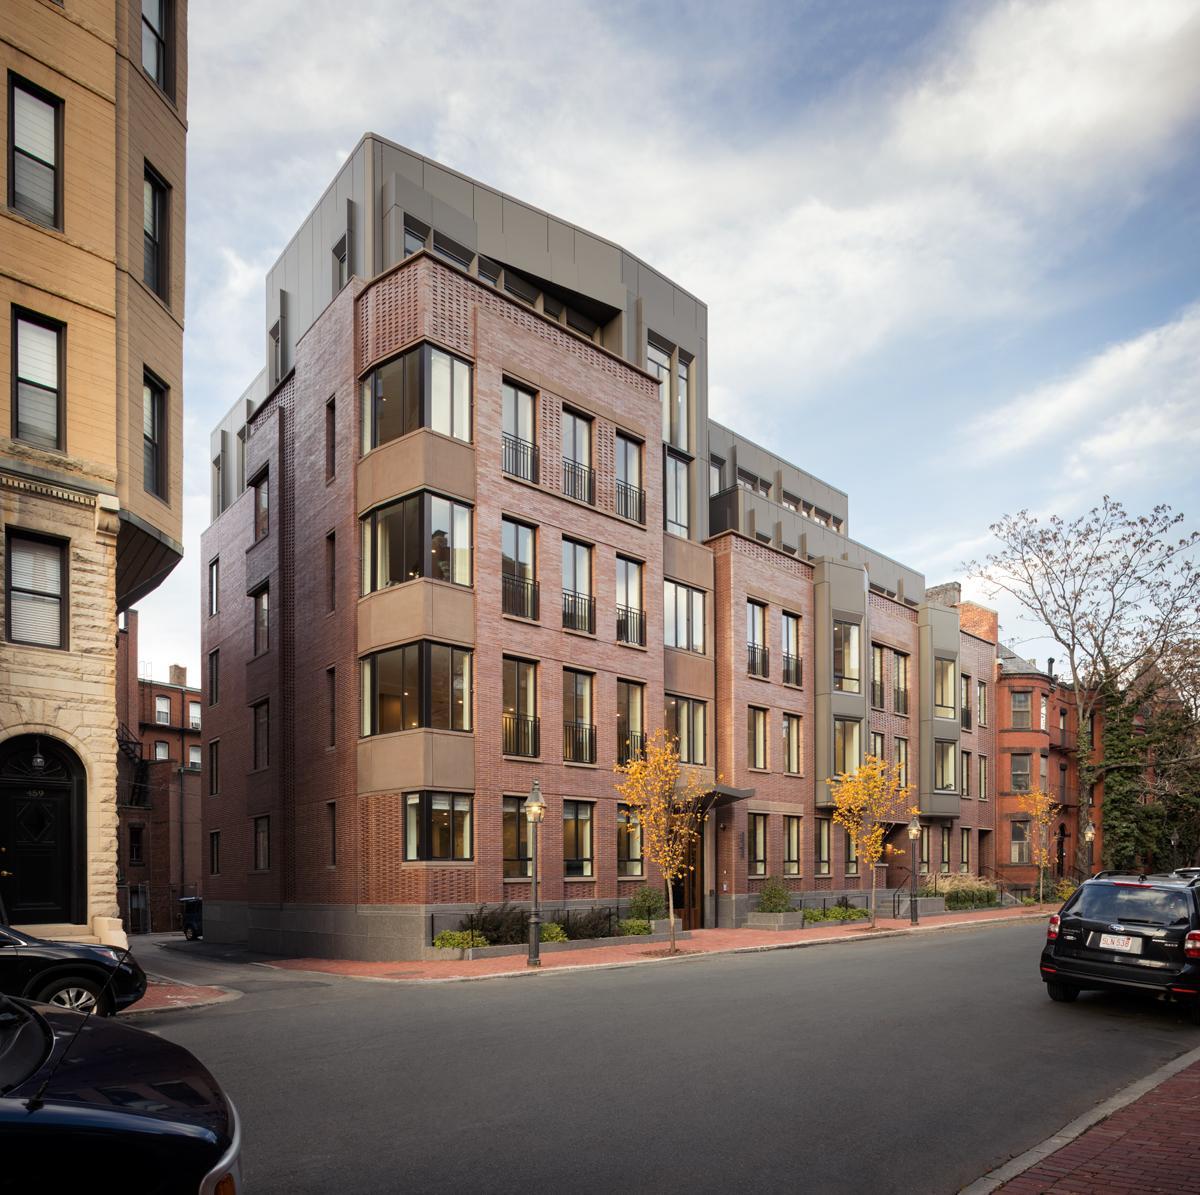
[563,669,595,763]
[562,538,594,632]
[143,165,169,298]
[361,642,473,735]
[6,532,66,648]
[748,813,767,877]
[747,601,768,677]
[141,0,172,92]
[665,694,706,765]
[503,796,530,877]
[934,658,956,720]
[615,556,644,645]
[893,650,910,715]
[615,433,645,522]
[664,580,704,653]
[782,612,802,685]
[502,517,537,618]
[563,800,593,877]
[665,451,689,537]
[9,76,61,228]
[360,343,471,451]
[618,804,643,877]
[747,706,767,769]
[143,372,166,496]
[360,492,471,591]
[405,792,472,861]
[503,657,538,756]
[502,381,537,481]
[785,816,801,876]
[561,408,594,503]
[13,310,63,450]
[617,679,644,765]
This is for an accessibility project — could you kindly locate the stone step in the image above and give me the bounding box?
[10,923,102,945]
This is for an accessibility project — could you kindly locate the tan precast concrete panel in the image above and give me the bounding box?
[665,649,716,701]
[664,534,714,590]
[356,731,475,795]
[356,432,477,513]
[356,582,476,655]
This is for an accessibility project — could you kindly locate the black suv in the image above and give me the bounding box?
[1040,870,1200,1024]
[0,926,146,1014]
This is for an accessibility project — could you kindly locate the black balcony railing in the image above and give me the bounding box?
[502,573,539,620]
[502,433,539,483]
[562,590,596,634]
[616,605,646,646]
[503,713,540,758]
[564,720,597,764]
[961,707,973,730]
[618,730,645,766]
[747,643,770,678]
[562,458,596,505]
[894,689,910,716]
[871,682,885,708]
[615,479,646,524]
[783,653,803,687]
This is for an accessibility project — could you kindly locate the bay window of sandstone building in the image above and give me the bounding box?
[934,658,956,719]
[748,813,767,877]
[501,518,537,619]
[13,309,63,451]
[785,816,801,875]
[665,694,705,765]
[501,381,537,482]
[834,717,860,776]
[359,343,472,451]
[360,642,472,735]
[617,804,642,877]
[664,580,704,653]
[503,796,530,877]
[833,620,860,693]
[405,792,472,861]
[360,491,472,592]
[563,800,593,877]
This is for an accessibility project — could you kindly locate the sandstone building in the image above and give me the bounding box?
[0,2,187,943]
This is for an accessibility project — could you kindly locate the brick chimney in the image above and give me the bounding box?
[169,664,187,688]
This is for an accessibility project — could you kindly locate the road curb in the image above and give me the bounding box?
[958,1041,1200,1194]
[120,983,243,1016]
[264,910,1050,986]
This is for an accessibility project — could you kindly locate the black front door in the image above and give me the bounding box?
[1,782,74,923]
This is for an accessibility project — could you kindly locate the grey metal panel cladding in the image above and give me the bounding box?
[473,185,504,248]
[424,161,474,218]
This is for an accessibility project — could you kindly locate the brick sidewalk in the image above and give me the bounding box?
[119,977,238,1015]
[995,1056,1200,1194]
[266,904,1054,983]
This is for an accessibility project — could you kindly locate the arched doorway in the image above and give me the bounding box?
[0,735,86,925]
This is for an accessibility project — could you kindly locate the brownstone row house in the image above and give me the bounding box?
[1,2,188,943]
[114,609,203,933]
[200,138,1092,960]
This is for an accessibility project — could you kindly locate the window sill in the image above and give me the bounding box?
[562,626,597,640]
[616,639,648,652]
[563,876,596,883]
[401,860,474,869]
[783,681,804,691]
[748,767,770,775]
[746,673,771,683]
[502,754,543,763]
[503,875,533,883]
[563,760,598,770]
[502,612,541,627]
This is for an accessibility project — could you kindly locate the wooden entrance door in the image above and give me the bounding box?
[669,834,704,930]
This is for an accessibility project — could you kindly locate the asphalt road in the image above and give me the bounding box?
[138,923,1199,1194]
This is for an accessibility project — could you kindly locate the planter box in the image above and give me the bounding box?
[650,917,683,934]
[745,911,807,930]
[422,928,692,962]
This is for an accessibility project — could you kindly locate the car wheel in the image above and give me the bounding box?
[35,976,109,1016]
[184,925,196,941]
[1047,981,1079,1003]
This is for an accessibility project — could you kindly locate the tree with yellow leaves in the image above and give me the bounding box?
[615,728,709,954]
[828,754,913,927]
[1015,788,1062,905]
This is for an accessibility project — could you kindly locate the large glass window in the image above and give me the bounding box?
[615,557,644,646]
[13,310,62,451]
[785,816,801,876]
[665,452,689,537]
[360,343,472,451]
[747,706,767,769]
[893,651,910,715]
[562,538,594,633]
[360,492,472,592]
[615,434,644,523]
[784,714,802,775]
[405,791,472,861]
[503,657,538,756]
[561,409,594,503]
[834,717,861,776]
[360,642,472,735]
[1010,753,1031,792]
[665,695,706,765]
[816,818,831,876]
[748,813,767,877]
[143,372,166,496]
[563,669,595,763]
[503,796,530,877]
[833,621,860,694]
[617,679,645,765]
[501,518,537,619]
[563,800,593,877]
[935,740,956,791]
[618,804,643,877]
[871,644,885,708]
[501,381,537,481]
[783,612,802,686]
[9,77,61,227]
[664,580,705,653]
[143,164,169,298]
[6,532,65,648]
[1010,822,1030,865]
[1011,691,1031,728]
[934,659,956,719]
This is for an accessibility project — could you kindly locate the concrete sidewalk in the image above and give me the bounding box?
[968,1045,1200,1195]
[265,903,1054,984]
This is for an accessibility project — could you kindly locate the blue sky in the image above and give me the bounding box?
[134,0,1200,680]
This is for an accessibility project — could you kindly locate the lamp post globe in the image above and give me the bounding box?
[526,780,545,967]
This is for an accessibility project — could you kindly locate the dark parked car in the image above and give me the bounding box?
[0,993,241,1192]
[1040,870,1200,1024]
[0,925,146,1014]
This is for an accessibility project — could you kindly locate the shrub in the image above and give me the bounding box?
[803,905,869,923]
[559,907,617,940]
[756,876,793,914]
[1053,876,1078,903]
[1021,896,1037,906]
[629,885,667,921]
[618,918,652,936]
[433,929,489,950]
[920,874,999,908]
[460,902,528,945]
[540,922,568,943]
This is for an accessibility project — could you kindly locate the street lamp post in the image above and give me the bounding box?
[1083,821,1095,875]
[907,815,922,926]
[526,780,545,968]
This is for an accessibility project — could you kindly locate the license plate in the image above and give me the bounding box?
[1099,933,1140,954]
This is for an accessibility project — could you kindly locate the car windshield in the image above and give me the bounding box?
[1069,884,1192,927]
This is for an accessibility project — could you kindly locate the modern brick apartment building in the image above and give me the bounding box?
[1,2,187,943]
[202,136,1009,959]
[114,609,203,932]
[994,648,1104,890]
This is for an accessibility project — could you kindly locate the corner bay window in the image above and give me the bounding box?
[833,621,860,693]
[360,342,472,452]
[503,796,530,877]
[360,491,472,592]
[9,77,61,228]
[665,694,705,765]
[405,792,472,861]
[142,373,167,496]
[360,642,472,735]
[13,311,63,450]
[563,800,593,877]
[748,813,767,877]
[618,804,643,877]
[1010,753,1031,793]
